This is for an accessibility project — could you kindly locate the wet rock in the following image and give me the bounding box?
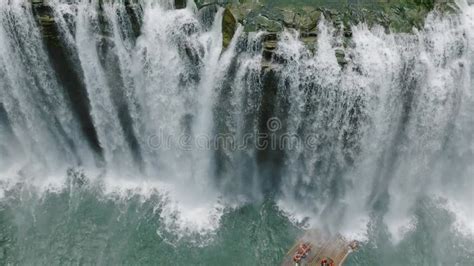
[335,48,347,67]
[280,9,296,27]
[262,32,278,58]
[251,14,283,32]
[175,0,187,9]
[295,8,321,31]
[263,40,278,51]
[222,8,237,48]
[262,37,278,61]
[228,1,263,25]
[300,32,318,49]
[38,15,54,26]
[32,0,57,40]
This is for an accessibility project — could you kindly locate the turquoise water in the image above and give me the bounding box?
[1,178,473,265]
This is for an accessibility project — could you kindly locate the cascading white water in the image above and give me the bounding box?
[276,5,474,240]
[0,1,94,175]
[47,0,247,234]
[213,31,264,199]
[0,0,472,246]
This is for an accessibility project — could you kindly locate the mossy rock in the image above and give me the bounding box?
[252,15,284,32]
[335,48,347,66]
[222,8,237,48]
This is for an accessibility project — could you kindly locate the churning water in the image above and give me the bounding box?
[0,0,473,264]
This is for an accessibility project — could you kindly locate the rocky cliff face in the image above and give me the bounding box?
[195,0,457,33]
[31,0,458,68]
[212,0,456,67]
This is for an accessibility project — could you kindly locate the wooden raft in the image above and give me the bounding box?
[281,230,356,266]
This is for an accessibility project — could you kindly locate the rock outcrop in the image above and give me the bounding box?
[30,0,459,70]
[222,8,237,48]
[211,0,457,67]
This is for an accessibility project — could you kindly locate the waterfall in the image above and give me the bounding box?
[0,1,94,174]
[273,7,474,239]
[0,0,473,247]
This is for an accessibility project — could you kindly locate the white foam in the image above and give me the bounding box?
[276,197,370,242]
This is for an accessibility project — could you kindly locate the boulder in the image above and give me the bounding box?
[251,15,283,32]
[228,1,263,24]
[222,8,237,48]
[295,8,321,31]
